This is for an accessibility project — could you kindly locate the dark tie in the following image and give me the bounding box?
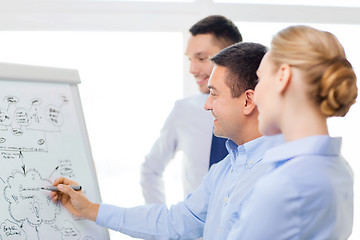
[209,133,228,169]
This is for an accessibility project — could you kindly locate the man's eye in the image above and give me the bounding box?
[199,56,210,61]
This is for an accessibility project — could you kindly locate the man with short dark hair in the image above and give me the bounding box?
[51,42,284,239]
[140,15,242,204]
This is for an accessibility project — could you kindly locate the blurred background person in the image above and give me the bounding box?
[140,15,242,204]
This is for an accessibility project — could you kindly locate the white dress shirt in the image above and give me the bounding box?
[140,93,213,203]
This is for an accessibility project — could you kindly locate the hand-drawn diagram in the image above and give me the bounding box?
[0,79,107,240]
[58,159,75,178]
[59,221,81,240]
[0,219,27,240]
[4,169,60,228]
[0,95,68,152]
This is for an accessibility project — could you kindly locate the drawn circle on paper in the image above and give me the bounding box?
[0,137,6,143]
[4,169,60,227]
[12,128,23,136]
[4,96,19,104]
[60,221,81,240]
[15,108,31,126]
[38,139,45,145]
[60,167,74,178]
[0,219,27,240]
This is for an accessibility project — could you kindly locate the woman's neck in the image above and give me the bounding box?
[280,104,329,142]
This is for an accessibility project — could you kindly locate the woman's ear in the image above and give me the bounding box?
[277,63,292,94]
[243,89,256,115]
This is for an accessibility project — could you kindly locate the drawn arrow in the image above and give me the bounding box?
[19,151,26,174]
[49,166,59,178]
[36,226,40,240]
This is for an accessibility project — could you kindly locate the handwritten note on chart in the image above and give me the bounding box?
[0,78,108,240]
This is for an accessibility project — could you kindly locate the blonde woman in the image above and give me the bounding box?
[227,25,357,239]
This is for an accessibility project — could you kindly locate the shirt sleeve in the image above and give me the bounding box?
[140,104,178,204]
[96,171,213,239]
[226,174,301,240]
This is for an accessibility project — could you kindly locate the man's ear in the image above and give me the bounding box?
[243,89,256,115]
[277,64,292,94]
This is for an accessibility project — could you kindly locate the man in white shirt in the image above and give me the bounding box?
[140,15,242,203]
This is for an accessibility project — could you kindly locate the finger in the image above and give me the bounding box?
[50,191,60,200]
[57,184,77,198]
[53,177,65,186]
[53,177,79,186]
[51,193,59,202]
[58,193,63,202]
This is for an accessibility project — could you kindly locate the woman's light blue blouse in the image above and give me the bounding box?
[227,135,354,240]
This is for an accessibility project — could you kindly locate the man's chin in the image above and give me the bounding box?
[213,130,223,138]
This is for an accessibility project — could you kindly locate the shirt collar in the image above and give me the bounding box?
[226,135,284,168]
[263,135,342,163]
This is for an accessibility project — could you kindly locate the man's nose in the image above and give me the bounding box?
[189,61,200,75]
[204,95,212,111]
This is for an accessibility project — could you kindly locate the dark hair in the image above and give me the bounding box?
[211,42,267,98]
[189,15,242,47]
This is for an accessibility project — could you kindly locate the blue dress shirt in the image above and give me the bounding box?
[227,135,354,240]
[96,135,284,239]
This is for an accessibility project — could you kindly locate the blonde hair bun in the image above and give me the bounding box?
[320,58,357,116]
[271,25,358,117]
